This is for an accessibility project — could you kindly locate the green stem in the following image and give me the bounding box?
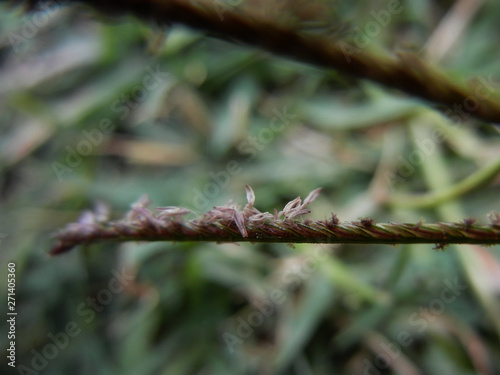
[387,154,500,209]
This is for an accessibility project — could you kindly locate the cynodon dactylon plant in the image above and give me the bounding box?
[51,186,500,255]
[8,1,500,253]
[12,0,500,124]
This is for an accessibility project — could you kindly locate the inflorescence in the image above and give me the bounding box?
[51,186,500,255]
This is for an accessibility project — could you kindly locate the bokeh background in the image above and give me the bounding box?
[2,0,500,374]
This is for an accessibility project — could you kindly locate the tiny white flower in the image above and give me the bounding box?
[245,185,255,208]
[156,206,191,219]
[233,210,248,237]
[131,194,151,209]
[488,211,500,227]
[279,188,322,219]
[248,212,274,225]
[303,188,322,206]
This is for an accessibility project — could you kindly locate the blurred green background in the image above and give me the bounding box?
[2,0,500,374]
